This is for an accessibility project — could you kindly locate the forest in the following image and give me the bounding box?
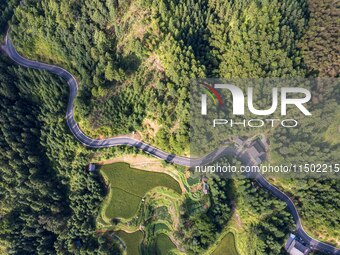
[0,56,120,253]
[0,0,339,254]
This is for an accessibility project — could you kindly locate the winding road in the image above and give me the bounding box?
[2,34,339,255]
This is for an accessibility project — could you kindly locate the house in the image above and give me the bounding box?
[253,142,265,154]
[259,136,269,151]
[234,137,245,148]
[259,154,266,162]
[285,234,310,255]
[246,138,269,165]
[247,146,260,158]
[247,146,263,165]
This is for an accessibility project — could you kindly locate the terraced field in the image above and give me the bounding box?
[211,232,238,255]
[116,230,143,255]
[100,162,182,219]
[155,234,176,255]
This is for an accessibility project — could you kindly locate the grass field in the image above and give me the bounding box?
[106,187,141,219]
[101,162,182,219]
[153,223,169,233]
[324,110,340,145]
[155,234,176,255]
[211,232,238,255]
[116,230,143,255]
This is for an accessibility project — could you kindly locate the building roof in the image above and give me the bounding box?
[260,137,269,150]
[253,142,265,153]
[285,234,296,250]
[294,242,309,254]
[259,154,266,162]
[248,146,261,158]
[286,234,309,255]
[255,157,262,164]
[234,138,244,146]
[289,245,305,255]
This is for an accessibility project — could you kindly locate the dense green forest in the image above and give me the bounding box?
[0,0,339,254]
[179,175,295,254]
[6,0,338,155]
[5,0,315,154]
[0,57,124,253]
[300,0,339,77]
[236,178,295,255]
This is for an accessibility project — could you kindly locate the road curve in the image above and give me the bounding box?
[2,34,339,255]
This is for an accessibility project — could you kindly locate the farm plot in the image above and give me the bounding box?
[116,230,143,255]
[155,233,176,255]
[100,162,182,219]
[211,232,238,255]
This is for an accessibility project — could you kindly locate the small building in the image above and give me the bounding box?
[88,163,96,172]
[247,146,263,165]
[201,176,209,194]
[259,154,266,162]
[253,142,265,154]
[246,137,269,165]
[234,137,245,148]
[248,146,261,158]
[285,234,310,255]
[259,136,269,151]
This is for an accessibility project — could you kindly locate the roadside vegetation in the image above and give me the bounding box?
[4,0,311,154]
[0,0,338,254]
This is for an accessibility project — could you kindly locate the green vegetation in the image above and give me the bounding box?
[98,162,185,255]
[116,230,144,255]
[5,0,315,155]
[155,234,176,255]
[211,233,238,255]
[272,80,340,167]
[0,0,339,254]
[324,111,340,145]
[100,162,182,219]
[0,0,19,35]
[270,80,340,245]
[272,178,340,246]
[209,0,307,78]
[300,0,339,77]
[233,178,295,254]
[179,176,234,253]
[105,187,142,219]
[0,57,120,253]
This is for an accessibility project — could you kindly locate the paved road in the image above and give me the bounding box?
[255,173,340,254]
[2,34,339,255]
